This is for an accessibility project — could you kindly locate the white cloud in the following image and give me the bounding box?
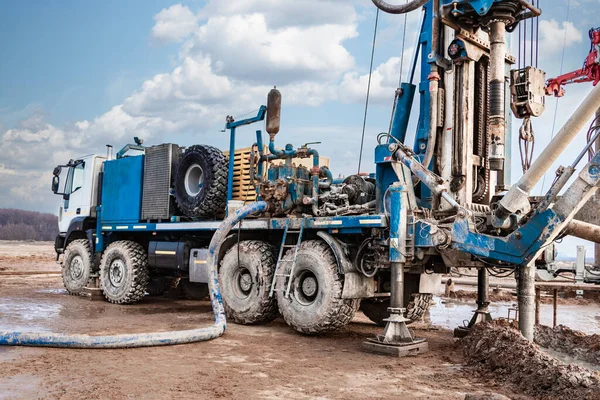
[151,4,198,44]
[182,13,358,84]
[0,0,385,212]
[339,56,403,104]
[538,20,583,56]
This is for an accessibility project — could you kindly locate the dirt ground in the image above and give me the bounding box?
[0,241,594,400]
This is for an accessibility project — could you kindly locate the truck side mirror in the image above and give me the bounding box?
[53,166,62,177]
[51,176,60,193]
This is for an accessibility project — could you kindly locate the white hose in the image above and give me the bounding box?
[0,201,268,349]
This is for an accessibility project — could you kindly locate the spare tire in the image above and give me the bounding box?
[174,144,228,218]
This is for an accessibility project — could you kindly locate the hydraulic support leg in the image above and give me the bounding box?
[518,261,536,341]
[363,185,428,357]
[594,108,600,268]
[454,267,492,337]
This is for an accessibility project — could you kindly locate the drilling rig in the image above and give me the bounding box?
[24,0,600,352]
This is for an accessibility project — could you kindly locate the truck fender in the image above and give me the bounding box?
[63,217,96,252]
[316,231,374,299]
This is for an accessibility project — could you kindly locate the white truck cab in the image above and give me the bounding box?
[52,154,105,233]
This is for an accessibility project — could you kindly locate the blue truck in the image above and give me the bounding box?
[49,0,600,351]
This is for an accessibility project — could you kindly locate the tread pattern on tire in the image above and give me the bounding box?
[62,239,94,296]
[220,240,279,325]
[277,240,359,335]
[174,144,228,218]
[99,240,149,304]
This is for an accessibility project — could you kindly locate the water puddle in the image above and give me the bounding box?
[427,297,600,335]
[36,288,68,295]
[540,347,600,372]
[0,301,60,332]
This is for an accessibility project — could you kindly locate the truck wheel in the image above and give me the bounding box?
[276,240,359,334]
[179,278,209,300]
[99,241,149,304]
[360,293,433,326]
[62,239,94,295]
[174,144,228,218]
[219,241,279,325]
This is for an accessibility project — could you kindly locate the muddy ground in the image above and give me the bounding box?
[0,241,597,399]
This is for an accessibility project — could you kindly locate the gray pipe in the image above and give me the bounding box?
[371,0,428,14]
[495,83,600,223]
[566,219,600,244]
[518,262,536,341]
[0,202,269,348]
[488,21,507,171]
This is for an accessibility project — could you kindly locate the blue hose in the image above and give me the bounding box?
[0,201,269,349]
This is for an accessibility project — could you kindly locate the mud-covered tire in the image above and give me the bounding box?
[276,240,358,334]
[360,293,433,326]
[99,241,149,304]
[179,278,210,300]
[174,144,228,218]
[62,239,94,295]
[219,240,279,325]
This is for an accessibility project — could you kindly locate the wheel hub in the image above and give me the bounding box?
[301,276,317,297]
[237,268,253,295]
[109,259,126,287]
[184,163,204,197]
[294,270,319,305]
[70,255,84,280]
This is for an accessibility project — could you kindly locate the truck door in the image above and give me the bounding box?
[58,161,87,232]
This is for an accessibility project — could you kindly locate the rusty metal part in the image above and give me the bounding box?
[566,219,600,244]
[266,87,281,139]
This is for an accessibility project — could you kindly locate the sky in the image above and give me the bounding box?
[1,0,599,256]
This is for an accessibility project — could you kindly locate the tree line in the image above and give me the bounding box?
[0,209,58,241]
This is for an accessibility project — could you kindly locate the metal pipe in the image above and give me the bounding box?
[552,289,558,328]
[477,267,489,308]
[106,145,113,161]
[422,0,440,169]
[488,20,507,171]
[389,185,408,308]
[595,107,600,267]
[566,219,600,243]
[371,0,428,14]
[496,83,600,221]
[518,261,536,341]
[319,166,333,189]
[535,288,541,325]
[518,0,542,17]
[227,128,236,201]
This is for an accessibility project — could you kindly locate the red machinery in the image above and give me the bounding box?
[545,27,600,97]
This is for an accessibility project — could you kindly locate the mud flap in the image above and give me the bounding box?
[342,271,375,299]
[316,231,374,299]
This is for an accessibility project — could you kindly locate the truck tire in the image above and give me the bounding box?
[179,278,210,300]
[174,144,228,218]
[360,293,433,326]
[62,239,94,295]
[276,240,359,334]
[219,240,279,325]
[99,241,149,304]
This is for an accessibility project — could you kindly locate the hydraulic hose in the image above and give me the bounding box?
[371,0,428,14]
[0,201,269,349]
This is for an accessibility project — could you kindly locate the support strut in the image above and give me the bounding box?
[363,185,428,357]
[518,262,536,341]
[454,267,493,337]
